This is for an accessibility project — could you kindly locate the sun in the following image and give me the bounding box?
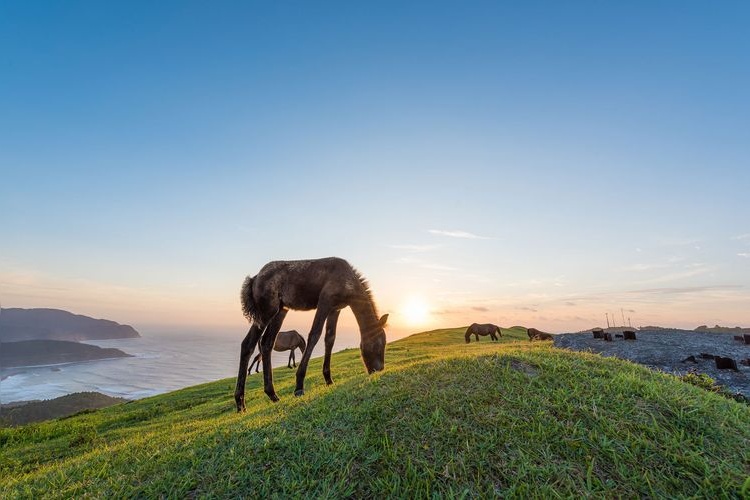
[401,296,430,326]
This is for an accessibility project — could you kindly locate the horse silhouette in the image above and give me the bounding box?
[235,257,387,411]
[248,330,307,373]
[465,323,502,343]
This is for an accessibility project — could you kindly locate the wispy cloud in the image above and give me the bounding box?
[656,236,701,247]
[421,263,459,271]
[472,306,489,312]
[732,233,750,241]
[627,285,743,296]
[388,244,441,252]
[632,263,712,285]
[738,253,750,258]
[516,306,538,313]
[392,257,459,272]
[428,229,494,240]
[624,263,668,272]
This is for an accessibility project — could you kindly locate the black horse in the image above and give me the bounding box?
[248,330,307,373]
[235,257,387,411]
[465,323,502,343]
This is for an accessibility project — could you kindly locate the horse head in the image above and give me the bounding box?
[465,323,477,343]
[361,314,388,373]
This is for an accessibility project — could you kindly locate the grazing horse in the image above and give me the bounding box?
[527,327,553,341]
[248,330,307,373]
[465,323,502,343]
[235,257,387,411]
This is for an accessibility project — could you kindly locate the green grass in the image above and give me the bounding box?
[2,326,749,498]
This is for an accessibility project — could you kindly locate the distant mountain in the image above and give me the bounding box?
[0,339,132,368]
[695,325,750,334]
[0,308,140,342]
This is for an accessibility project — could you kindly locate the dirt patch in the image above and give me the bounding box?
[555,329,750,398]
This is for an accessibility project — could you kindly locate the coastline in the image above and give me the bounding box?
[1,354,133,372]
[0,332,356,404]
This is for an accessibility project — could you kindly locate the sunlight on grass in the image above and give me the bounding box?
[1,326,748,497]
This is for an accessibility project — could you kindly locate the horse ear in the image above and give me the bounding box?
[378,314,389,328]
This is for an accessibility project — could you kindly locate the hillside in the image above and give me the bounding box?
[0,339,132,368]
[0,308,140,342]
[0,392,127,427]
[1,327,749,497]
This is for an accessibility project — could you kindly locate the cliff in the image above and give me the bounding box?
[0,308,140,342]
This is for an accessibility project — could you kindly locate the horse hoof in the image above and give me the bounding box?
[294,389,304,397]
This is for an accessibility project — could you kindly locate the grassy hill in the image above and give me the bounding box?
[2,327,749,497]
[0,392,127,427]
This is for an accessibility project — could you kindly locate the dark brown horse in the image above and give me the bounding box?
[527,327,553,341]
[248,330,307,373]
[235,257,387,411]
[465,323,502,343]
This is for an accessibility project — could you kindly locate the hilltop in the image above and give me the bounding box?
[0,308,140,342]
[1,326,748,497]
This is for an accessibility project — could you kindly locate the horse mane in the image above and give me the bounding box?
[353,267,379,319]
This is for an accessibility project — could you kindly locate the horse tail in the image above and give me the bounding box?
[465,324,473,343]
[297,332,307,354]
[240,275,258,322]
[496,325,502,337]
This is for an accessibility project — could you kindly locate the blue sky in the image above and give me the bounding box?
[1,1,749,337]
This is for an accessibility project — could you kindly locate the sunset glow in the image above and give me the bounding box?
[400,296,431,326]
[0,2,747,338]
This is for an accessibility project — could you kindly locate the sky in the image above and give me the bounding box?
[1,1,749,341]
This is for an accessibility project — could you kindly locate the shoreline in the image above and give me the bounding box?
[1,355,133,374]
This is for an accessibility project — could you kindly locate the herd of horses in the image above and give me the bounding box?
[464,324,553,342]
[234,257,554,412]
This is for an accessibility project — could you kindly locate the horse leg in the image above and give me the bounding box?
[295,305,331,396]
[491,332,497,341]
[291,349,296,368]
[323,309,341,386]
[234,323,263,412]
[260,309,288,402]
[248,353,262,374]
[475,334,479,342]
[287,350,294,369]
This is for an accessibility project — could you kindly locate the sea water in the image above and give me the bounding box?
[0,331,361,403]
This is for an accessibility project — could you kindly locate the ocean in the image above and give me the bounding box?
[0,331,362,403]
